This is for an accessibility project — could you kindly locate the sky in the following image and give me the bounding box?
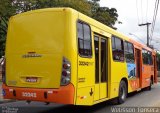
[99,0,160,50]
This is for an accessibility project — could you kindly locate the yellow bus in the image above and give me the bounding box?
[2,8,157,106]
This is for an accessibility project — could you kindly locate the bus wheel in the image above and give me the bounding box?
[117,80,127,104]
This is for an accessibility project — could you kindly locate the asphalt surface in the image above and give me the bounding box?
[0,83,160,113]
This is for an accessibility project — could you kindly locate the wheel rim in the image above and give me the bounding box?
[120,87,126,100]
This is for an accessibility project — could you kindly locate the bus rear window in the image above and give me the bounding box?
[77,21,92,57]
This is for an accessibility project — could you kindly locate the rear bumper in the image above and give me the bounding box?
[2,83,75,104]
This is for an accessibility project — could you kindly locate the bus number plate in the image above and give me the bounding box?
[22,92,37,98]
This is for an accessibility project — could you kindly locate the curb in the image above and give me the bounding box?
[0,99,16,104]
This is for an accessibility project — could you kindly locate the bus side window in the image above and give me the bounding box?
[124,41,134,63]
[111,36,124,62]
[142,49,153,65]
[148,52,153,65]
[77,21,92,57]
[142,49,147,64]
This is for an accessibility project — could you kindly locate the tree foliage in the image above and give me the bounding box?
[92,7,118,28]
[0,0,16,57]
[89,0,118,28]
[12,0,92,16]
[0,0,119,58]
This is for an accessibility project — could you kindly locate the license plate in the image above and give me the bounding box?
[22,92,37,98]
[26,77,38,83]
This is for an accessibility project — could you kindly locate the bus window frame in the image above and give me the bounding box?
[77,20,92,58]
[142,48,153,65]
[124,41,135,64]
[111,35,125,62]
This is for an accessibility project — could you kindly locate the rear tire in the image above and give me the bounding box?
[117,80,127,104]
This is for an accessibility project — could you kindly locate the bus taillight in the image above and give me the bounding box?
[61,57,71,86]
[63,63,71,69]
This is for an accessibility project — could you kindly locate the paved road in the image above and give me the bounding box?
[0,83,160,113]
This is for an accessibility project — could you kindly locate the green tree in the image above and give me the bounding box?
[0,0,16,57]
[92,7,118,29]
[13,0,92,16]
[12,0,118,27]
[88,0,118,28]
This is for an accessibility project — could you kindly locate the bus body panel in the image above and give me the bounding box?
[3,83,75,104]
[110,61,128,98]
[76,86,94,105]
[6,10,67,88]
[65,9,79,104]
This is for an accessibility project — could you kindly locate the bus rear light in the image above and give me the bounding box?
[61,57,71,86]
[62,71,70,76]
[63,63,71,69]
